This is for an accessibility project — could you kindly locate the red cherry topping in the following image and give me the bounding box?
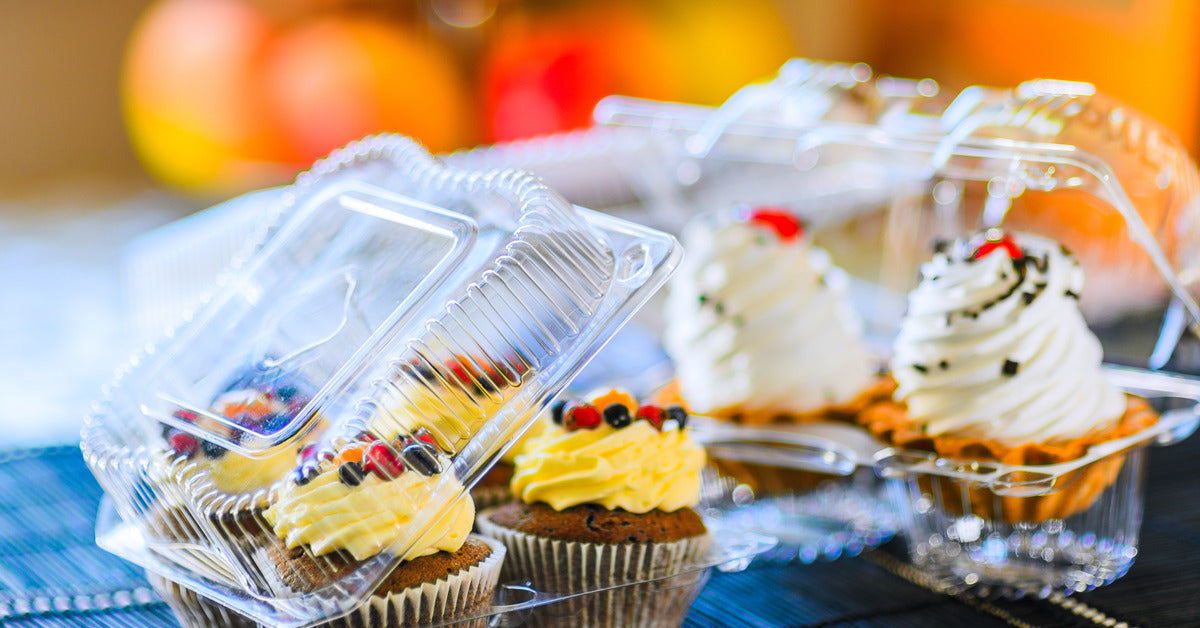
[298,444,317,460]
[747,207,804,242]
[416,432,438,447]
[363,442,405,479]
[636,404,665,430]
[169,432,198,456]
[973,232,1022,261]
[564,404,602,430]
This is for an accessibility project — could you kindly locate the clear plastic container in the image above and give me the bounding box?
[585,60,1200,593]
[81,135,685,626]
[101,492,775,628]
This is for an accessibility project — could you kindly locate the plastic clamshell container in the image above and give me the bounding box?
[81,135,684,626]
[590,59,1200,592]
[102,498,774,628]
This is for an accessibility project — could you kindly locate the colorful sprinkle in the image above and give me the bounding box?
[973,231,1022,261]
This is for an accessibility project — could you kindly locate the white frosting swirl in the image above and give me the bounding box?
[891,231,1125,445]
[663,216,875,417]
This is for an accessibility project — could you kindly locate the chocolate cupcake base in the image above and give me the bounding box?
[477,504,710,628]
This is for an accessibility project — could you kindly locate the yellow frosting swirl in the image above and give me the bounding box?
[195,447,298,495]
[511,421,706,513]
[378,383,510,453]
[500,417,551,465]
[263,469,473,562]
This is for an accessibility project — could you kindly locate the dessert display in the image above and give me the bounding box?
[859,229,1160,522]
[477,389,710,627]
[82,134,686,626]
[663,206,891,424]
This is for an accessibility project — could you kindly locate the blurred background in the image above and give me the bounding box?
[2,0,1199,445]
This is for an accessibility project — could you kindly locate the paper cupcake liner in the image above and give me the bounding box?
[653,376,897,426]
[476,510,711,628]
[150,535,506,628]
[469,484,514,512]
[860,394,1159,523]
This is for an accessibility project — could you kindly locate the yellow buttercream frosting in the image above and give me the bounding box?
[511,421,706,513]
[378,383,510,453]
[195,447,298,495]
[263,469,474,562]
[500,418,551,465]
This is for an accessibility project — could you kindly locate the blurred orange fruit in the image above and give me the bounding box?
[122,0,469,196]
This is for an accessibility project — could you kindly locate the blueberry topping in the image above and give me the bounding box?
[665,405,689,429]
[200,440,227,459]
[338,461,365,486]
[550,400,568,426]
[401,442,440,476]
[293,463,319,486]
[603,404,632,428]
[260,412,290,434]
[275,385,300,402]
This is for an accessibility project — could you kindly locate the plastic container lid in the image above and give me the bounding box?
[82,135,682,626]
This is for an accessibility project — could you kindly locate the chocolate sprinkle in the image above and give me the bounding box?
[913,364,929,373]
[714,302,726,316]
[933,239,950,254]
[1002,359,1020,376]
[1065,289,1080,300]
[1022,292,1037,305]
[939,360,949,370]
[698,294,709,306]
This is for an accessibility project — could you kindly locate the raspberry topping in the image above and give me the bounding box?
[168,432,198,456]
[636,404,665,430]
[363,442,405,479]
[973,231,1023,261]
[747,207,804,242]
[565,404,602,430]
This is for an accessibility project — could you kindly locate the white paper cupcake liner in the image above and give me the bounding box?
[150,535,506,628]
[476,509,711,628]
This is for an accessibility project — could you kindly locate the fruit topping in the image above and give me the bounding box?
[564,404,602,430]
[168,432,198,456]
[200,440,227,459]
[401,442,441,476]
[603,403,633,428]
[338,461,365,487]
[973,230,1023,261]
[550,400,568,425]
[592,389,637,414]
[747,207,804,242]
[636,404,665,430]
[293,462,319,486]
[363,442,405,479]
[336,443,368,464]
[665,405,689,429]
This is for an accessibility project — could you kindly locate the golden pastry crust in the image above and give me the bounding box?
[652,376,896,426]
[859,394,1158,522]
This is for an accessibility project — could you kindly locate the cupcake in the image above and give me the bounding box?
[663,207,891,424]
[148,361,321,543]
[476,389,710,628]
[859,229,1159,522]
[257,433,504,627]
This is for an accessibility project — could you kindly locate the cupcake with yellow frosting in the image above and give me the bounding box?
[471,416,551,509]
[859,230,1158,522]
[477,389,710,628]
[257,433,505,627]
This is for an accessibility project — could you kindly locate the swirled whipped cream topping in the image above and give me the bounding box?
[663,208,876,417]
[892,230,1125,446]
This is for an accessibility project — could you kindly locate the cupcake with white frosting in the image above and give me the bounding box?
[662,207,890,424]
[860,229,1158,521]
